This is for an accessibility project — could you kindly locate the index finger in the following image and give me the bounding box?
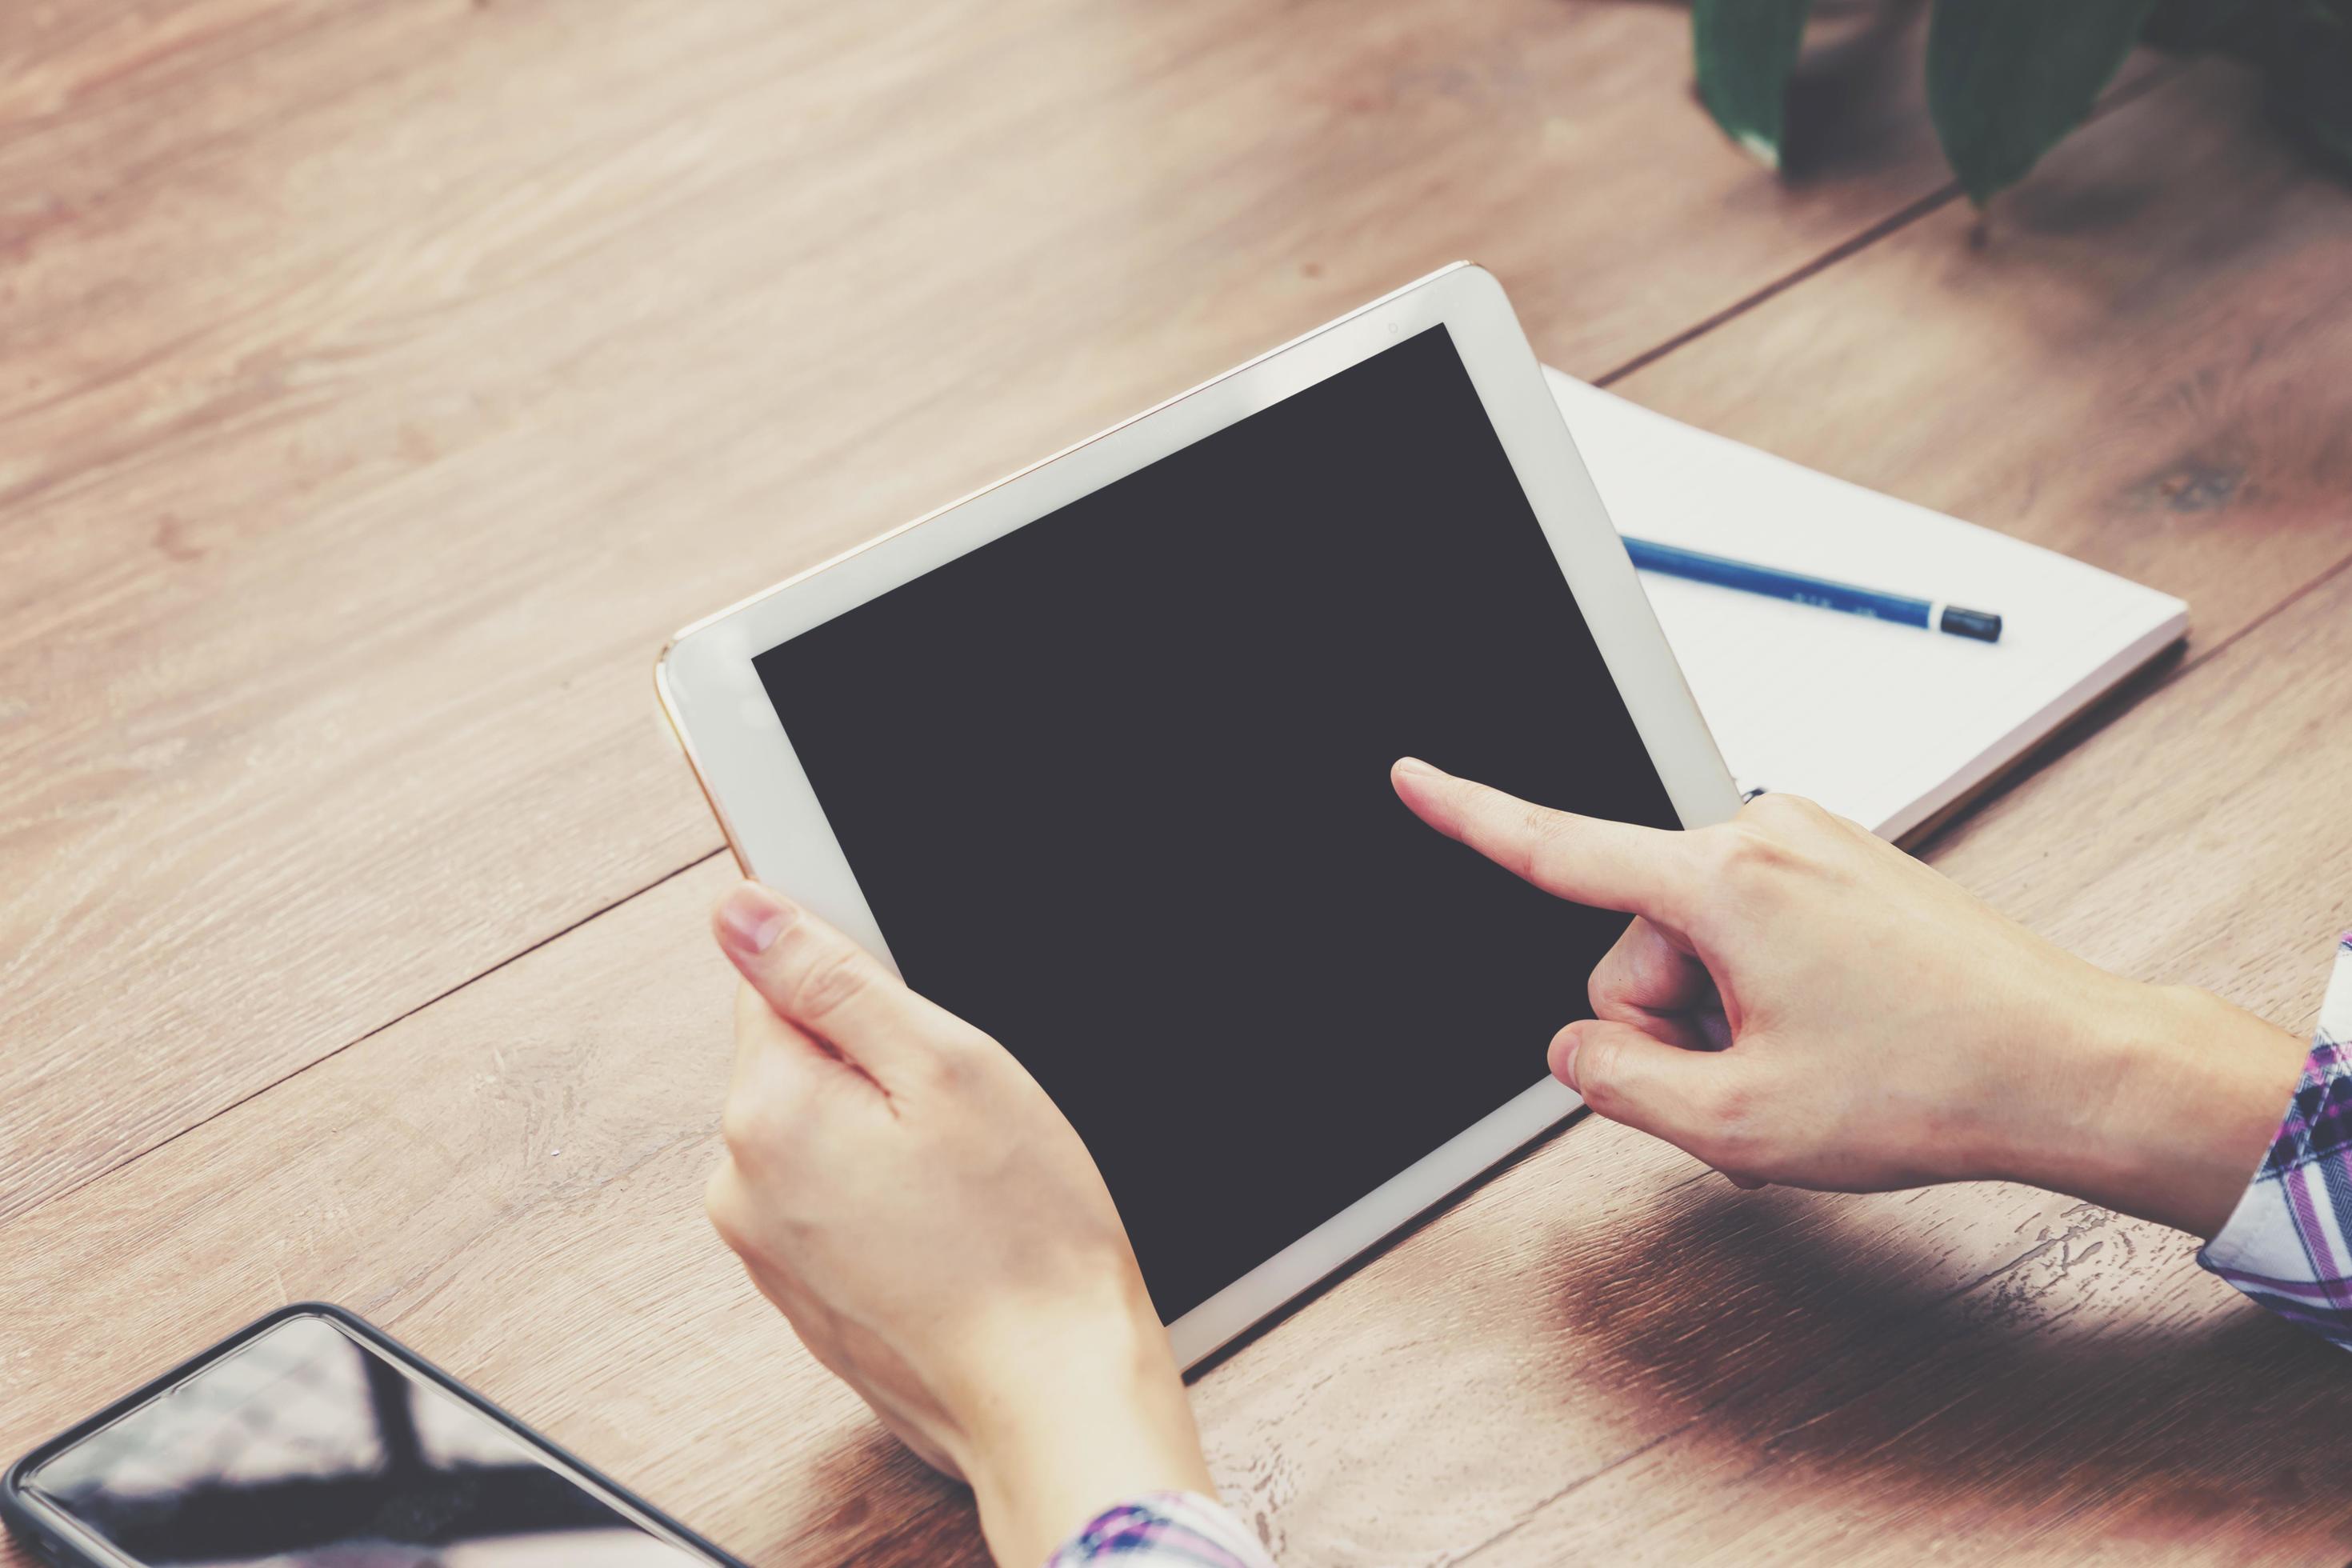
[1390,758,1696,923]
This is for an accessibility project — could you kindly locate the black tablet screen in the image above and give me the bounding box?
[753,325,1682,1321]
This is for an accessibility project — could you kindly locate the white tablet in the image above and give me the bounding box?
[658,263,1739,1367]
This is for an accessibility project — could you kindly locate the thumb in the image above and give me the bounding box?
[713,881,935,1079]
[1550,1019,1764,1182]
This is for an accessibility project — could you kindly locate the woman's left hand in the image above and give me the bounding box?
[705,880,1213,1568]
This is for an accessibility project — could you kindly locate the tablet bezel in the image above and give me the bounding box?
[658,262,1739,1367]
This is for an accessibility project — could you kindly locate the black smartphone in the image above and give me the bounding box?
[2,1303,749,1568]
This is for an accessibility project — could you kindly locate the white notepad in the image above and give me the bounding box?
[1546,368,2189,840]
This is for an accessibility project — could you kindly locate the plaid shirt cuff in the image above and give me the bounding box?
[2197,932,2352,1349]
[1044,1490,1277,1568]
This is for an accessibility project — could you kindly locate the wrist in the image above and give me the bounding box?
[2000,978,2306,1238]
[950,1294,1214,1567]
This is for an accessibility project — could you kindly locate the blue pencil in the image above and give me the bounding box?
[1624,536,2002,643]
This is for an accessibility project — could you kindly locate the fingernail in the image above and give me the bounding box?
[717,882,793,958]
[1552,1029,1583,1090]
[1394,757,1443,778]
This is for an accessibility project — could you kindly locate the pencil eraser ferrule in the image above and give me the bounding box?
[1939,606,2003,642]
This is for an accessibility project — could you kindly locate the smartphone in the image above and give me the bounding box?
[2,1303,749,1568]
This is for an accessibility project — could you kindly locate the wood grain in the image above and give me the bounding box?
[4,550,2347,1566]
[0,0,1972,1224]
[1602,66,2352,661]
[6,10,2352,1568]
[1453,556,2352,1566]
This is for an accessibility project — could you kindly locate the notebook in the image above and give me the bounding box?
[1545,368,2190,841]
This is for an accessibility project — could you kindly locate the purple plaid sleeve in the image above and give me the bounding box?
[1043,1490,1277,1568]
[2197,932,2352,1348]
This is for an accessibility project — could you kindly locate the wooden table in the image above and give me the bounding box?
[6,2,2350,1562]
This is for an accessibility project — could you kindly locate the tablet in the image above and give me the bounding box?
[658,263,1739,1367]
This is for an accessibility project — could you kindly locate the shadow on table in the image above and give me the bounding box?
[1570,1178,2350,1530]
[767,1419,985,1568]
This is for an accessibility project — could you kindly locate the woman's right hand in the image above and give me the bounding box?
[1391,759,2308,1237]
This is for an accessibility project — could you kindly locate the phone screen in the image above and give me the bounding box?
[19,1314,718,1566]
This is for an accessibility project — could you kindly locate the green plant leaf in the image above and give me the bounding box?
[1694,0,1814,170]
[1926,0,2162,201]
[2140,0,2263,52]
[2269,0,2352,171]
